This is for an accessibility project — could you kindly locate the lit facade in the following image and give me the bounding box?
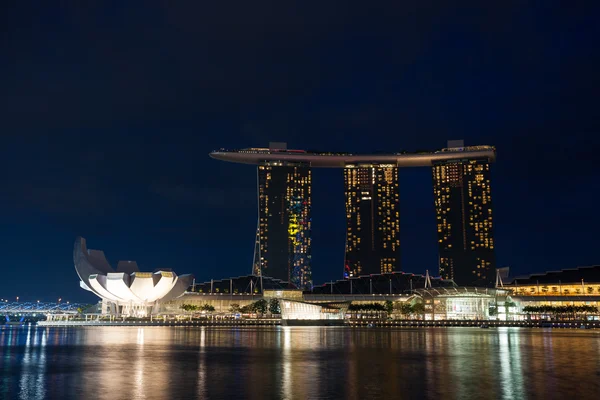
[210,142,496,286]
[433,156,495,286]
[74,237,193,316]
[280,300,344,321]
[253,162,312,289]
[416,288,504,320]
[343,164,400,277]
[505,265,600,297]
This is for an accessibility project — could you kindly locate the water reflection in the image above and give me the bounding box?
[282,327,292,399]
[498,327,524,399]
[197,327,206,398]
[1,326,600,399]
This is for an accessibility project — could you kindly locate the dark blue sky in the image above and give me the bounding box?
[1,2,599,302]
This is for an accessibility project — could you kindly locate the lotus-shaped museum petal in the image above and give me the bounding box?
[74,237,193,313]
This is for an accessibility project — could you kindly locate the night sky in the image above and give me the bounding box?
[2,2,599,303]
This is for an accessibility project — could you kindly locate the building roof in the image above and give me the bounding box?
[309,271,456,295]
[191,275,290,293]
[209,145,496,168]
[507,265,600,285]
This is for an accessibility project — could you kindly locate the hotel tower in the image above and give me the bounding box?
[343,164,400,278]
[432,140,496,286]
[251,144,312,289]
[211,140,496,287]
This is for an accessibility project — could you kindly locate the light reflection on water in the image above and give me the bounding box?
[1,326,600,399]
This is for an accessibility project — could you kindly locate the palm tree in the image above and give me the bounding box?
[396,303,412,319]
[411,303,425,320]
[201,304,215,312]
[253,299,268,315]
[384,300,394,316]
[268,299,281,315]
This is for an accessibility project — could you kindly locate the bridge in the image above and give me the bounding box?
[0,301,92,315]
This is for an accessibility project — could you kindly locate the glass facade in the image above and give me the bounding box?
[433,158,495,286]
[343,164,400,278]
[508,283,600,297]
[280,300,344,320]
[253,163,312,289]
[438,296,491,320]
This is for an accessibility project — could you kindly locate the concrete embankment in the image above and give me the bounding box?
[37,319,281,327]
[34,319,600,328]
[348,320,600,328]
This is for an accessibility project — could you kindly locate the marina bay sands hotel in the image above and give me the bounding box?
[210,140,496,289]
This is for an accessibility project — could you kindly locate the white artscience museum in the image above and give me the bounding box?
[74,237,193,316]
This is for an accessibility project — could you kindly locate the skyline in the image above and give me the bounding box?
[2,3,600,302]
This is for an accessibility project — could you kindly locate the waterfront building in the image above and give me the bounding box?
[252,152,312,289]
[74,237,193,316]
[415,287,503,320]
[505,265,600,298]
[343,164,400,277]
[485,266,600,320]
[432,140,496,287]
[210,142,496,284]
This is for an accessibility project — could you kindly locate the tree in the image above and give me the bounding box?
[411,303,425,318]
[252,299,268,315]
[396,302,412,318]
[180,304,200,312]
[268,298,281,315]
[522,305,598,318]
[240,304,253,313]
[384,300,394,315]
[489,307,498,317]
[201,304,215,312]
[229,303,241,313]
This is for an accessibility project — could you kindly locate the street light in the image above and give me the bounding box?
[58,298,62,303]
[16,296,19,302]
